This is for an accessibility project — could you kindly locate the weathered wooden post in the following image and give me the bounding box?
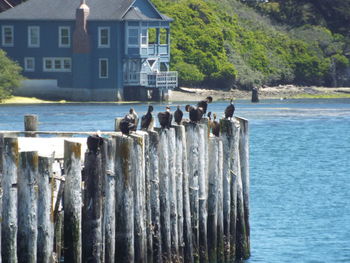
[184,122,199,262]
[147,131,162,262]
[64,140,82,263]
[0,134,3,261]
[37,157,54,263]
[114,117,123,132]
[216,136,224,263]
[251,87,259,103]
[198,123,208,263]
[168,128,180,262]
[1,137,18,262]
[158,128,172,262]
[207,136,223,263]
[18,151,39,263]
[115,135,134,262]
[175,125,193,263]
[237,117,250,259]
[24,114,38,137]
[142,132,153,263]
[220,119,234,261]
[82,141,104,263]
[102,138,116,263]
[131,133,147,263]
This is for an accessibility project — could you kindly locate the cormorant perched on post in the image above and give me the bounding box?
[185,104,204,123]
[197,96,213,114]
[127,108,138,131]
[174,105,183,125]
[141,105,154,130]
[158,106,173,129]
[211,113,220,137]
[87,134,103,154]
[225,99,235,119]
[119,114,136,135]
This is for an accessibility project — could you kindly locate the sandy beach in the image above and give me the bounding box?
[2,85,350,104]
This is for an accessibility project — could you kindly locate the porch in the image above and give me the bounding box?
[124,71,178,89]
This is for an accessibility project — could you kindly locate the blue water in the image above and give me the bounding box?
[1,98,350,262]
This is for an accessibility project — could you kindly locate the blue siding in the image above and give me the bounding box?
[0,20,74,87]
[133,0,161,19]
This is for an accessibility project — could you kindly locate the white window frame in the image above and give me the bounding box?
[28,26,40,47]
[140,27,148,48]
[98,27,110,48]
[99,58,108,78]
[43,57,71,72]
[2,25,14,47]
[24,57,35,71]
[59,26,70,47]
[127,27,139,47]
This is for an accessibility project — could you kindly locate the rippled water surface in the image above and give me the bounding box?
[1,98,350,262]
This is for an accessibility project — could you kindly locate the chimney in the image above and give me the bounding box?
[73,0,90,53]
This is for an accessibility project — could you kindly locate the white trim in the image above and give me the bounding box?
[28,26,40,47]
[58,26,70,48]
[24,57,35,72]
[141,27,148,48]
[98,27,110,48]
[99,58,109,78]
[43,57,71,72]
[2,25,14,47]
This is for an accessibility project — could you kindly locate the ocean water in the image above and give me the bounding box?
[1,98,350,262]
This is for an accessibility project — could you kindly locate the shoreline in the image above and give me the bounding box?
[1,85,350,104]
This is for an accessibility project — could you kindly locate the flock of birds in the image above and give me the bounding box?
[118,97,236,137]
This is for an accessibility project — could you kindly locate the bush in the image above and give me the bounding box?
[173,61,205,87]
[0,49,23,101]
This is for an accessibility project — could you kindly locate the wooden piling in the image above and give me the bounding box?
[24,115,38,137]
[1,137,18,262]
[82,141,104,263]
[131,133,147,263]
[216,138,224,263]
[37,157,54,263]
[158,128,172,262]
[64,140,82,263]
[115,135,134,262]
[148,131,162,262]
[220,119,235,261]
[0,135,3,262]
[184,123,199,262]
[18,151,39,263]
[237,117,250,259]
[143,132,154,263]
[114,117,123,132]
[102,138,116,263]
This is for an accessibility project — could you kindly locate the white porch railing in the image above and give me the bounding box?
[124,71,178,89]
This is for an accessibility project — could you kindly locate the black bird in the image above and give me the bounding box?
[141,105,154,130]
[186,104,204,123]
[174,105,183,125]
[211,113,220,137]
[197,96,213,114]
[158,106,173,129]
[87,134,103,154]
[225,99,235,119]
[119,114,136,135]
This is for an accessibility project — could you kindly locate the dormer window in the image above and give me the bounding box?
[98,27,110,48]
[28,26,40,47]
[59,27,70,47]
[2,25,14,47]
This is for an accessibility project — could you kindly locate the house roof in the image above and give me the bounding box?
[0,0,171,21]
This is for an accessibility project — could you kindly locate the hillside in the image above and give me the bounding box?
[152,0,350,90]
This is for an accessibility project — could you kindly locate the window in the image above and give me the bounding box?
[59,27,70,47]
[141,28,147,47]
[99,59,108,78]
[24,57,35,71]
[43,57,71,72]
[98,27,110,48]
[28,26,40,47]
[2,26,14,46]
[128,28,138,46]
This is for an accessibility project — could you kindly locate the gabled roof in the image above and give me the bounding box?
[0,0,171,21]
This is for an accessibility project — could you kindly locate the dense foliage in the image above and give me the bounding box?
[0,50,23,101]
[152,0,350,89]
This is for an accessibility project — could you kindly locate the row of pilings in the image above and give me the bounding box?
[0,117,250,263]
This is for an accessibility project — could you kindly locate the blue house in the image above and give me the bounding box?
[0,0,177,101]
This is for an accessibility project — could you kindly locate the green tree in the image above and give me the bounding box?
[0,49,23,101]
